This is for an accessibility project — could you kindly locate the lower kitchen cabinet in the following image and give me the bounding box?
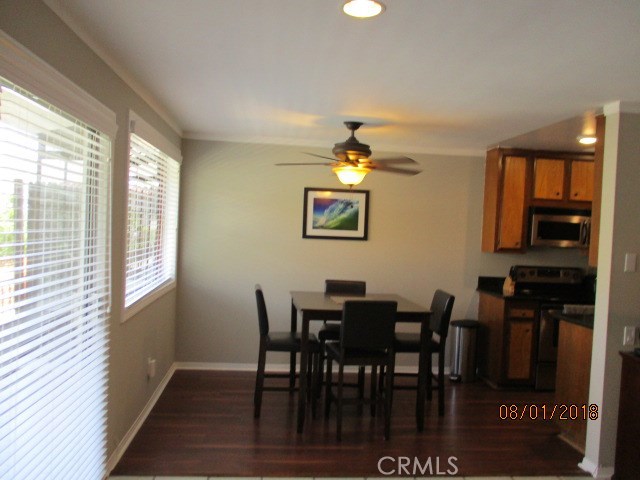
[554,319,592,453]
[478,293,538,387]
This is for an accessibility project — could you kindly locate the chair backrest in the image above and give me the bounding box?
[340,300,397,350]
[429,289,455,340]
[255,284,269,336]
[325,279,366,296]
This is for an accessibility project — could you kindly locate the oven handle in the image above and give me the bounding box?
[580,219,591,247]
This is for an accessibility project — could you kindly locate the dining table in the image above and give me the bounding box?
[289,291,432,433]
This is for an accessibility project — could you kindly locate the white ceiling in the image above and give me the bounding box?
[44,0,640,156]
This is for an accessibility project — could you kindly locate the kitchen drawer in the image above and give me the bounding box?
[507,307,536,319]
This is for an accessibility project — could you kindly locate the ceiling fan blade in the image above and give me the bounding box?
[303,152,338,161]
[373,165,422,176]
[372,156,418,165]
[275,162,334,166]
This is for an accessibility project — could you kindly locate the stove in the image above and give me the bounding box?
[506,265,594,391]
[507,265,594,304]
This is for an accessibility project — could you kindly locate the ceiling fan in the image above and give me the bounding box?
[276,121,422,187]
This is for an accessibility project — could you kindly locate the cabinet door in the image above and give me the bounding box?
[533,158,565,200]
[570,160,594,202]
[506,319,534,381]
[497,156,527,250]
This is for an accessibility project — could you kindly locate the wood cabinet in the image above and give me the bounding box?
[614,352,640,479]
[533,157,594,203]
[533,158,565,200]
[482,147,595,253]
[570,160,594,201]
[478,293,538,387]
[555,319,593,453]
[482,151,528,252]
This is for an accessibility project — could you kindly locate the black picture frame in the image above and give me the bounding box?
[302,188,369,240]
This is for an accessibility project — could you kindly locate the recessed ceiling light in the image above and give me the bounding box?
[343,0,385,18]
[578,135,597,145]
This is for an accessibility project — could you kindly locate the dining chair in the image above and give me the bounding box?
[389,289,455,417]
[324,300,397,441]
[254,284,320,418]
[315,280,367,400]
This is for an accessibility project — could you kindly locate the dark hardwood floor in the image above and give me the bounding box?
[112,369,585,477]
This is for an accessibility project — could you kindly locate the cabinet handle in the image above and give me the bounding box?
[556,192,560,196]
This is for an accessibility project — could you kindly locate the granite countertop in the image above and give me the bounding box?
[549,310,594,329]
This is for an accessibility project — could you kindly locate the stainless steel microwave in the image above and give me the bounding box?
[529,208,591,248]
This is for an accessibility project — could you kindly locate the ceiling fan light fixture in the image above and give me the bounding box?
[333,165,371,187]
[343,0,385,18]
[577,135,597,145]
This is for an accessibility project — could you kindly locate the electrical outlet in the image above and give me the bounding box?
[623,326,638,347]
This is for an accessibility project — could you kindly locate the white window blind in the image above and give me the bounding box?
[0,78,111,480]
[125,119,180,312]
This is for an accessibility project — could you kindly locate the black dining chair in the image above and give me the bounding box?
[254,284,320,418]
[387,289,455,417]
[324,300,397,441]
[315,280,367,399]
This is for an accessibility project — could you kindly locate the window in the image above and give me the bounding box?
[124,112,180,316]
[0,74,112,480]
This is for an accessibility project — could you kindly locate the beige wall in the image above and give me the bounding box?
[176,139,589,366]
[0,0,181,457]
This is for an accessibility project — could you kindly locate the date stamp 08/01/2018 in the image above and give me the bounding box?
[499,403,599,421]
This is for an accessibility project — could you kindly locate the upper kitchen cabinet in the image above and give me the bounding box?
[482,147,595,253]
[482,150,528,252]
[532,156,594,205]
[533,158,565,200]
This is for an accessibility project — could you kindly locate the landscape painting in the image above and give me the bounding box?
[302,188,369,240]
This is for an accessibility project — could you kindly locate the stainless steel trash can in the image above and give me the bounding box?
[449,319,479,382]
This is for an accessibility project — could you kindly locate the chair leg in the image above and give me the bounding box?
[378,365,385,393]
[383,355,395,440]
[309,352,317,418]
[337,363,344,441]
[370,365,377,417]
[316,339,326,399]
[438,349,445,416]
[324,356,333,417]
[289,351,296,392]
[357,366,365,415]
[254,340,267,418]
[426,351,433,401]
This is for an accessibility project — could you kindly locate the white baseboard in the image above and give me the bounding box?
[579,457,613,479]
[105,362,177,477]
[175,361,451,376]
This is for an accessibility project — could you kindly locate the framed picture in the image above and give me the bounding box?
[302,188,369,240]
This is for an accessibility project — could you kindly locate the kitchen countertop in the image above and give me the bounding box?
[477,276,596,304]
[549,310,594,329]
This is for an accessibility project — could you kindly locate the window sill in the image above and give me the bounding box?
[123,280,177,322]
